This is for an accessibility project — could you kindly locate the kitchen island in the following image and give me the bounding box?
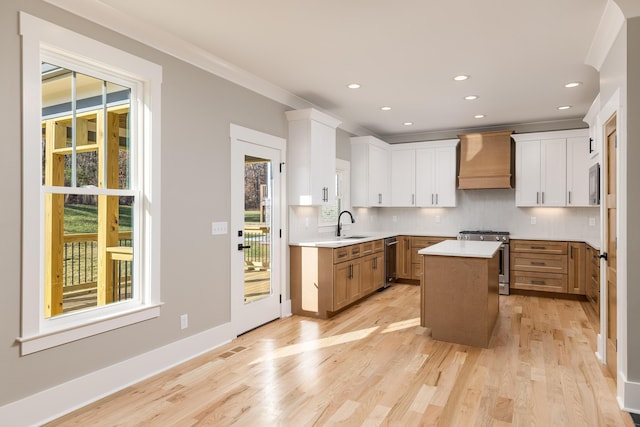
[418,240,502,348]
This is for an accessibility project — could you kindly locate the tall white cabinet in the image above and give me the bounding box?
[286,108,341,205]
[514,129,590,207]
[350,136,391,207]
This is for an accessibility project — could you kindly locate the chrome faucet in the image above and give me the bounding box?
[337,210,355,237]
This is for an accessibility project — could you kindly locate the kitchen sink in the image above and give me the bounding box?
[338,235,367,240]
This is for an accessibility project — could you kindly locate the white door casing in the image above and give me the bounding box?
[230,124,285,336]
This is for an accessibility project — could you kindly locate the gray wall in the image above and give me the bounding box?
[599,16,640,384]
[625,17,640,381]
[0,0,289,405]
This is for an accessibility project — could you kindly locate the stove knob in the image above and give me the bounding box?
[503,236,507,241]
[495,236,500,241]
[480,235,484,241]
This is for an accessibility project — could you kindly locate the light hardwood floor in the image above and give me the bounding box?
[47,284,633,426]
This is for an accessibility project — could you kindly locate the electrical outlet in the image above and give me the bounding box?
[435,215,441,224]
[180,314,188,330]
[211,222,228,235]
[589,217,596,226]
[392,215,398,223]
[530,216,537,225]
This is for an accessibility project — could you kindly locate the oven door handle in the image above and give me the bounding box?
[385,241,398,247]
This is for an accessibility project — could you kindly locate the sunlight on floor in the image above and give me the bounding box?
[250,326,379,364]
[381,317,420,334]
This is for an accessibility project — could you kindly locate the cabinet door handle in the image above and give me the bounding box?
[536,192,539,204]
[541,192,545,204]
[531,245,546,249]
[412,194,415,205]
[435,194,439,205]
[531,261,546,266]
[349,264,353,279]
[431,194,434,205]
[532,280,546,285]
[568,191,572,204]
[570,246,573,258]
[373,257,377,269]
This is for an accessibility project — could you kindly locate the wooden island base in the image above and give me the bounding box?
[421,252,499,348]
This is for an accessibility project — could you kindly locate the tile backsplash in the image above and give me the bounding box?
[289,189,600,245]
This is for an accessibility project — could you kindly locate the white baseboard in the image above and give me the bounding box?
[282,298,292,317]
[0,322,235,427]
[622,373,640,415]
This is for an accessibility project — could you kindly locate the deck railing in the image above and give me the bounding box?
[243,227,270,269]
[62,232,132,295]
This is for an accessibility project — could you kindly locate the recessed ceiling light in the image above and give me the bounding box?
[380,106,391,111]
[403,122,413,126]
[474,114,485,119]
[347,83,361,89]
[557,105,572,110]
[453,75,469,81]
[564,82,582,88]
[464,95,478,100]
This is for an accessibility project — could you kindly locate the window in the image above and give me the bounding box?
[19,13,163,354]
[319,159,350,227]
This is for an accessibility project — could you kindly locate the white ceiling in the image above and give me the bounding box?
[83,0,606,139]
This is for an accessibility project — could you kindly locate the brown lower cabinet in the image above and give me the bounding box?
[397,235,450,283]
[510,239,586,295]
[586,244,601,316]
[290,239,384,319]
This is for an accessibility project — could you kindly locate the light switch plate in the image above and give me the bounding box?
[211,221,228,235]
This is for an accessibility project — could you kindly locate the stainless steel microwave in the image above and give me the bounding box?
[589,163,600,205]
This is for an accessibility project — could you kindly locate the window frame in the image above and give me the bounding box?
[19,12,163,355]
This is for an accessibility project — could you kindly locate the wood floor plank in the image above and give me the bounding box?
[45,284,634,427]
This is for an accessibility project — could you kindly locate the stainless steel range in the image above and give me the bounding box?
[458,230,510,295]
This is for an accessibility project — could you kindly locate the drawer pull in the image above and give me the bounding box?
[531,245,546,249]
[531,280,546,285]
[530,261,546,266]
[337,252,347,258]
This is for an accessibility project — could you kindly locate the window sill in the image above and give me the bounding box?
[17,303,163,355]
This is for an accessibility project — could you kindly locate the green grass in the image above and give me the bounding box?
[244,210,262,223]
[64,204,132,234]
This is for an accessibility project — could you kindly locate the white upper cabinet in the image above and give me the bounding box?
[514,129,589,207]
[286,108,341,205]
[566,136,591,206]
[351,136,390,207]
[390,149,416,206]
[389,139,458,208]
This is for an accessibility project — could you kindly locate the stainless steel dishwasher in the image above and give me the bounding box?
[382,236,398,289]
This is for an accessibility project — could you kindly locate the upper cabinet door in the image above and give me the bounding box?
[515,140,542,206]
[415,148,436,206]
[566,136,590,206]
[369,144,390,206]
[540,138,567,206]
[433,146,457,207]
[391,149,416,207]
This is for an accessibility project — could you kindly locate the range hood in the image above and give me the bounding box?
[457,130,514,189]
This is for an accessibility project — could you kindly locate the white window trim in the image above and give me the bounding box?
[18,12,163,355]
[318,159,351,229]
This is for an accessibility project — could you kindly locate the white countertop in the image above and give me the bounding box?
[418,240,502,258]
[289,233,397,248]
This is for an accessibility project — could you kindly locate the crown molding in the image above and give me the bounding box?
[42,0,374,137]
[586,0,626,71]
